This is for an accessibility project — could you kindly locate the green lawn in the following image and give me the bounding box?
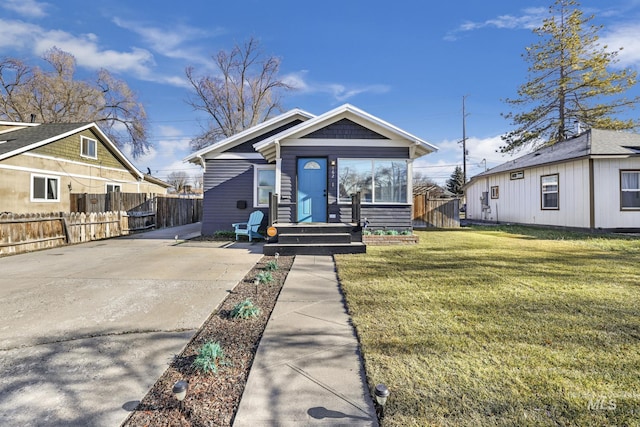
[335,226,640,426]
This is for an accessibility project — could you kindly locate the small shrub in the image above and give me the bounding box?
[256,271,274,284]
[386,230,399,235]
[362,229,372,236]
[400,229,413,235]
[373,229,385,235]
[231,299,261,319]
[192,341,230,375]
[265,260,279,271]
[214,230,236,239]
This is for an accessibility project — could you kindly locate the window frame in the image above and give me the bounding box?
[510,170,524,180]
[541,173,559,210]
[106,183,122,193]
[620,170,640,211]
[31,173,60,202]
[80,136,97,159]
[253,164,276,208]
[337,158,409,205]
[491,186,499,199]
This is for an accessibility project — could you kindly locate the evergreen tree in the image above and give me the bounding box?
[446,166,465,196]
[501,0,639,153]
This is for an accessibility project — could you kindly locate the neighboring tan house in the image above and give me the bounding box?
[185,104,439,236]
[464,128,640,231]
[0,121,169,214]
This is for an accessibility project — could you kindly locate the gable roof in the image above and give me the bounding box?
[0,122,93,159]
[183,108,315,167]
[469,128,640,183]
[253,104,438,162]
[0,122,151,181]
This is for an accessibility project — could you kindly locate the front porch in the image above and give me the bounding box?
[263,222,365,255]
[263,192,365,255]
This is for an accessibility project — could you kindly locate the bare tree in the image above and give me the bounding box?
[192,173,204,189]
[167,171,190,193]
[413,171,436,187]
[185,37,293,151]
[0,48,149,158]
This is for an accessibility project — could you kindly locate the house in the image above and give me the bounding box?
[0,121,169,214]
[184,104,438,243]
[464,128,640,231]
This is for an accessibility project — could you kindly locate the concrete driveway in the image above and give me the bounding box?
[0,223,263,426]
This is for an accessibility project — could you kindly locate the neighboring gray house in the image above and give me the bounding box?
[184,104,438,236]
[464,128,640,231]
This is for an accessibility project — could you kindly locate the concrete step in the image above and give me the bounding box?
[273,223,358,235]
[263,242,366,256]
[277,233,352,245]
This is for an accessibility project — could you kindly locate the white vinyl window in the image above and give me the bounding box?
[254,165,275,207]
[338,159,408,204]
[31,174,59,202]
[541,174,559,210]
[621,170,640,210]
[106,183,122,193]
[81,136,97,159]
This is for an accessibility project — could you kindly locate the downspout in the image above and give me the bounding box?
[587,131,595,229]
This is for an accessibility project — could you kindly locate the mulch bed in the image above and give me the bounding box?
[122,253,294,427]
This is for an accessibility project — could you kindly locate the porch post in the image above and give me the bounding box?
[268,192,279,225]
[351,191,361,225]
[274,140,282,202]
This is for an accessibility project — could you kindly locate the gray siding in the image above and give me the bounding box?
[303,119,388,139]
[278,145,409,224]
[340,205,412,230]
[202,159,268,235]
[227,120,304,153]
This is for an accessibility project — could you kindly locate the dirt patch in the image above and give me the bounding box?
[121,254,294,427]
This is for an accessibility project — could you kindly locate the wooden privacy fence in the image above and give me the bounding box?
[0,212,128,257]
[413,195,460,228]
[70,193,202,231]
[156,197,203,229]
[70,192,151,213]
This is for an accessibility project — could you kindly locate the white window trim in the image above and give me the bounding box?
[80,136,98,159]
[106,183,122,193]
[30,173,60,202]
[541,173,559,210]
[254,164,276,208]
[337,158,410,205]
[621,170,640,210]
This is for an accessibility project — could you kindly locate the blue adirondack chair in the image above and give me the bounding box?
[232,211,265,242]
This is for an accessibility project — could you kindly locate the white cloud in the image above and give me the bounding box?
[112,17,219,67]
[283,70,390,102]
[0,18,155,75]
[0,18,190,87]
[445,7,546,41]
[1,0,49,18]
[601,23,640,68]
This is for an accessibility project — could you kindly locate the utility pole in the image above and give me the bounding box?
[462,96,468,183]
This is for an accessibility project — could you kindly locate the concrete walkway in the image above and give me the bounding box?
[234,255,378,426]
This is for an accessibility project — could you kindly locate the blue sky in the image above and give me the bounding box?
[2,0,640,185]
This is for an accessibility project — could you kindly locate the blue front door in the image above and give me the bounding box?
[297,158,327,222]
